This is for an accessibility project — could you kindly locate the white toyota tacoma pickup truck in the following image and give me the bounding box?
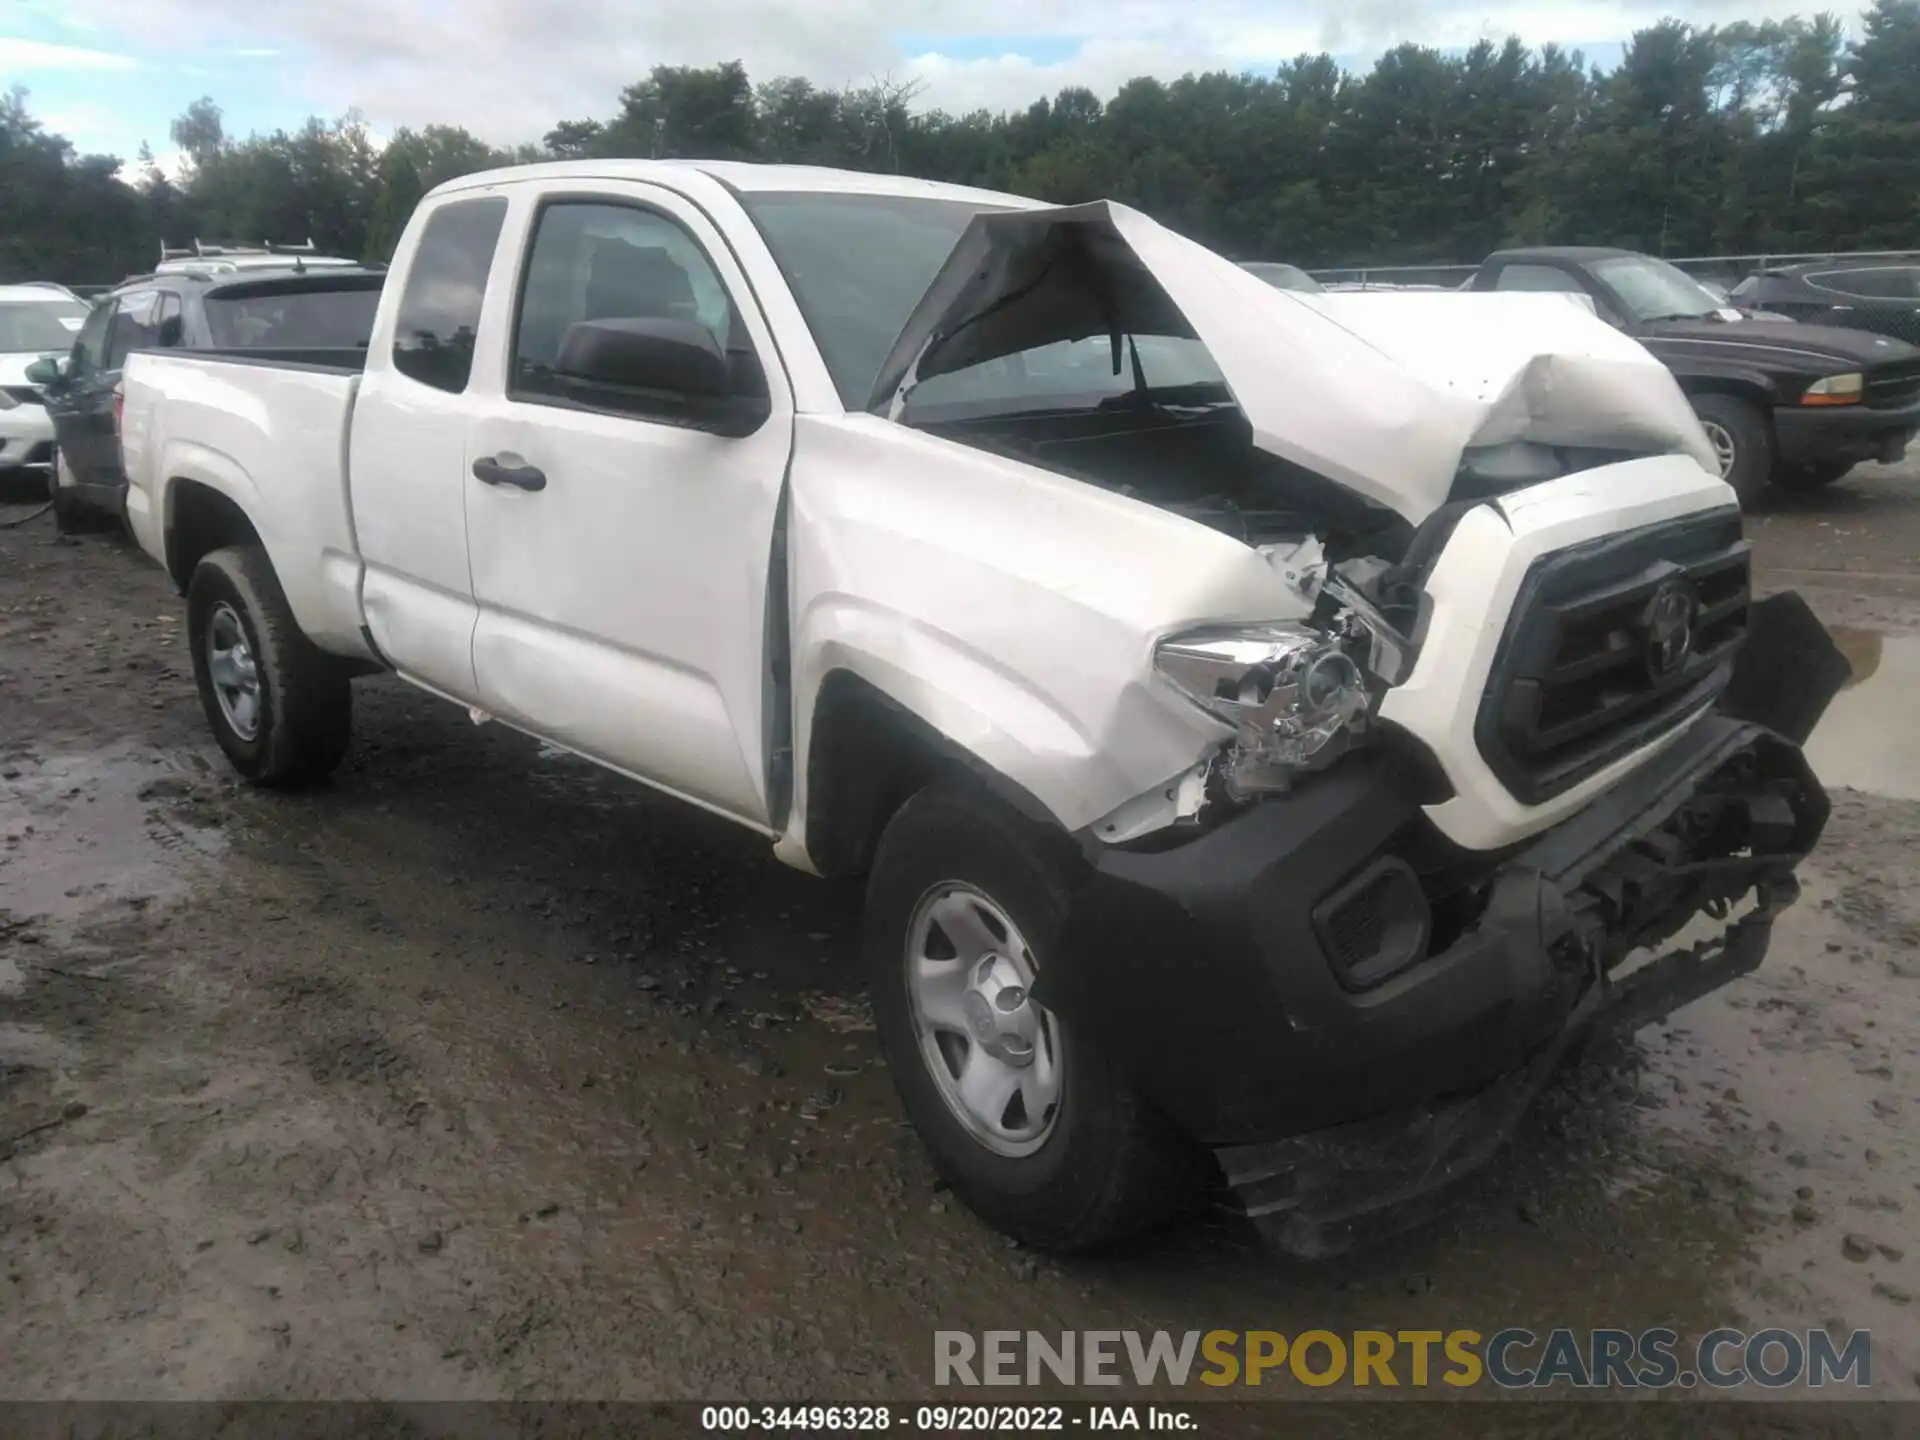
[119,161,1847,1257]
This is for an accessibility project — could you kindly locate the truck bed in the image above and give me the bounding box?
[169,345,368,374]
[120,349,370,658]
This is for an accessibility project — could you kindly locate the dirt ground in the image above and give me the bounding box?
[2,457,1918,1414]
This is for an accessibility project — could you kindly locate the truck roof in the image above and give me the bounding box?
[429,159,1043,213]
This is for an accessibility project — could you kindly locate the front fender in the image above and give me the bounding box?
[783,414,1305,857]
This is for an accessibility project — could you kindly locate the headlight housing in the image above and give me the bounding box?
[1801,372,1863,406]
[1154,623,1370,800]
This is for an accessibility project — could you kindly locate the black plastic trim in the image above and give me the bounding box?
[1475,507,1749,805]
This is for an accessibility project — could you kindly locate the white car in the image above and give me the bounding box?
[0,283,90,478]
[117,162,1842,1256]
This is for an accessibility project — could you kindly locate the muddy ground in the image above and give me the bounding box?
[2,458,1918,1418]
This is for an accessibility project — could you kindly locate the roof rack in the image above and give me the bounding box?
[158,238,322,263]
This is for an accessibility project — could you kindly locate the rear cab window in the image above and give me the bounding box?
[390,198,510,393]
[204,285,383,349]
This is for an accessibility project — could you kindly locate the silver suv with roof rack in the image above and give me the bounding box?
[154,238,361,278]
[21,255,384,528]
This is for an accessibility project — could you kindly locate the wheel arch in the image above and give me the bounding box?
[799,668,1065,879]
[164,478,266,594]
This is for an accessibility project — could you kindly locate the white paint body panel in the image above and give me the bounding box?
[783,413,1294,839]
[119,355,374,658]
[461,180,793,827]
[117,158,1751,871]
[0,352,56,467]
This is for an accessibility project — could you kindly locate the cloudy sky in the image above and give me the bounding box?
[2,0,1844,167]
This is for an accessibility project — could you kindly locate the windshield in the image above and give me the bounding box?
[740,192,1016,408]
[204,287,383,348]
[907,334,1223,418]
[0,299,90,353]
[1590,255,1725,322]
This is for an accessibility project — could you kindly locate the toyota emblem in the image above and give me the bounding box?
[1642,581,1698,681]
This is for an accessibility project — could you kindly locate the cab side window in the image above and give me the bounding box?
[391,197,509,394]
[510,200,752,411]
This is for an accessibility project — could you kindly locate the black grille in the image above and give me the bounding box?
[1865,358,1920,411]
[1477,509,1750,806]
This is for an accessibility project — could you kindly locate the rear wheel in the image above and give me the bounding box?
[866,781,1188,1251]
[1690,393,1773,503]
[186,545,352,787]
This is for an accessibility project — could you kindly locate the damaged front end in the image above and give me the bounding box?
[864,198,1728,847]
[1218,716,1826,1259]
[1032,593,1847,1258]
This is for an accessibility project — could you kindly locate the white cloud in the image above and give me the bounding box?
[46,0,1874,150]
[0,37,137,72]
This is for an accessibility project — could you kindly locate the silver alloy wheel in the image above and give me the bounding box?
[904,881,1063,1157]
[1701,418,1737,477]
[206,601,263,741]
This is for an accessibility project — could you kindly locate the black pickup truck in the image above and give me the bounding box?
[1468,246,1920,500]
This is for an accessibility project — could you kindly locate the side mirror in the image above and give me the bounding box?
[24,355,65,388]
[554,317,769,437]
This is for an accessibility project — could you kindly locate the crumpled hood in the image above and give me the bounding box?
[867,201,1718,523]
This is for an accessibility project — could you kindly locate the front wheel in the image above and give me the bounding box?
[1690,394,1774,503]
[186,545,352,787]
[866,781,1188,1251]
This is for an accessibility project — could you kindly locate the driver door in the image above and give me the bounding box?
[462,182,795,827]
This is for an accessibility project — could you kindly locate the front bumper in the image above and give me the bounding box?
[1036,597,1843,1255]
[1773,395,1919,469]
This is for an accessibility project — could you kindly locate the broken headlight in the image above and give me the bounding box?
[1154,624,1370,801]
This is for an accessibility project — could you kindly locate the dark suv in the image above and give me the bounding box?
[1732,258,1920,347]
[1468,247,1920,498]
[27,257,384,527]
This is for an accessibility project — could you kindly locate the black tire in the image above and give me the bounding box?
[1776,461,1852,494]
[1689,393,1773,503]
[186,545,352,787]
[866,781,1188,1251]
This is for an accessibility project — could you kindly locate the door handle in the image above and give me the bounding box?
[472,456,547,492]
